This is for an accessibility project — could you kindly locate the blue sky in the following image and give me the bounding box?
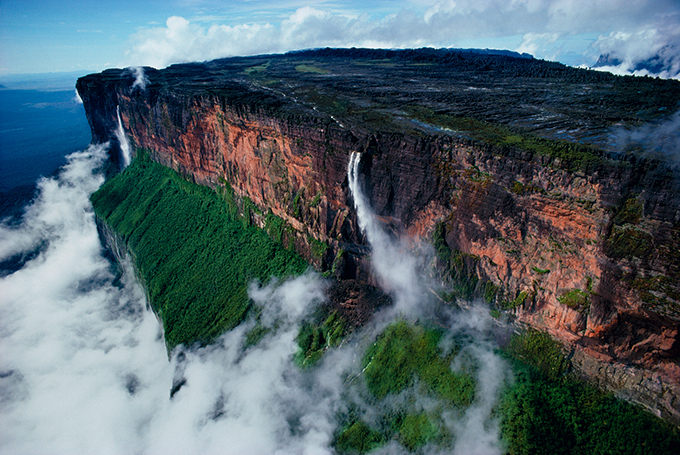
[1,0,680,78]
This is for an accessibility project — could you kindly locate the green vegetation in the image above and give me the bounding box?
[331,248,346,276]
[500,367,680,455]
[291,189,304,219]
[408,106,606,172]
[334,324,680,454]
[398,413,437,451]
[504,290,529,310]
[244,61,270,74]
[335,421,383,454]
[264,211,293,246]
[334,412,449,454]
[295,64,330,74]
[309,191,322,207]
[351,58,395,67]
[605,225,654,259]
[463,166,492,185]
[308,235,328,260]
[363,320,475,406]
[505,329,569,379]
[613,196,643,225]
[433,223,484,301]
[295,310,347,367]
[334,320,474,453]
[501,329,680,454]
[483,281,500,304]
[243,323,270,348]
[627,274,680,318]
[558,289,590,312]
[90,155,308,350]
[511,181,526,195]
[432,222,503,306]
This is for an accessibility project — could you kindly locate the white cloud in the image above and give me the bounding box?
[609,109,680,161]
[1,141,516,453]
[517,32,559,56]
[249,271,325,327]
[0,145,170,454]
[424,0,458,23]
[127,66,148,91]
[589,21,680,78]
[120,1,680,78]
[0,149,355,453]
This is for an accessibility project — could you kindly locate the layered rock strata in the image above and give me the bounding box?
[77,49,680,424]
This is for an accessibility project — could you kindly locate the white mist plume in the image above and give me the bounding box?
[347,152,508,454]
[128,66,148,91]
[0,144,108,260]
[0,145,350,454]
[447,306,509,455]
[347,152,428,315]
[611,109,680,161]
[0,144,170,454]
[1,142,509,454]
[115,106,131,168]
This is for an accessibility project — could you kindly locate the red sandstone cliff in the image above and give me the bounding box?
[77,52,680,423]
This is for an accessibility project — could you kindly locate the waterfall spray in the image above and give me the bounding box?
[347,152,388,249]
[347,153,507,452]
[115,106,131,168]
[347,152,424,313]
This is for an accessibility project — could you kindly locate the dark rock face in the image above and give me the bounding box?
[595,53,623,67]
[77,48,680,424]
[325,280,393,328]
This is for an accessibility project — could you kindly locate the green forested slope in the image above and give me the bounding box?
[499,330,680,455]
[333,322,680,454]
[90,156,679,454]
[91,155,308,349]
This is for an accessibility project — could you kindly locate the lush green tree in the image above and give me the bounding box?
[91,155,307,350]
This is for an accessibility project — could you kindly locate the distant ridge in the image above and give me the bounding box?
[452,48,533,59]
[286,46,533,60]
[286,47,534,60]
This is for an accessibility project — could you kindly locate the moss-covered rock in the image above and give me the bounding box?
[605,226,654,260]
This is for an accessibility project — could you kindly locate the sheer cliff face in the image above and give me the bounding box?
[77,50,680,422]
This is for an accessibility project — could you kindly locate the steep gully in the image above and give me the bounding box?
[77,52,680,424]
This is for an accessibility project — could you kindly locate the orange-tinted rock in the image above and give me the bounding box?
[77,55,680,424]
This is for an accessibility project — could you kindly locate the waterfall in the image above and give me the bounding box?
[347,152,423,313]
[347,152,388,252]
[115,106,131,168]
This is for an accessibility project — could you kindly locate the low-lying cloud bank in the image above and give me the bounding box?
[0,144,509,454]
[0,145,340,453]
[121,0,680,79]
[610,109,680,162]
[589,21,680,79]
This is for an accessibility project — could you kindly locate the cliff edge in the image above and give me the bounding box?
[77,48,680,423]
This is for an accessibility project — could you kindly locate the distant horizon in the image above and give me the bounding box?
[2,1,679,79]
[0,45,539,80]
[0,44,663,89]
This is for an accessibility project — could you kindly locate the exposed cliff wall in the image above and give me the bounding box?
[77,50,680,423]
